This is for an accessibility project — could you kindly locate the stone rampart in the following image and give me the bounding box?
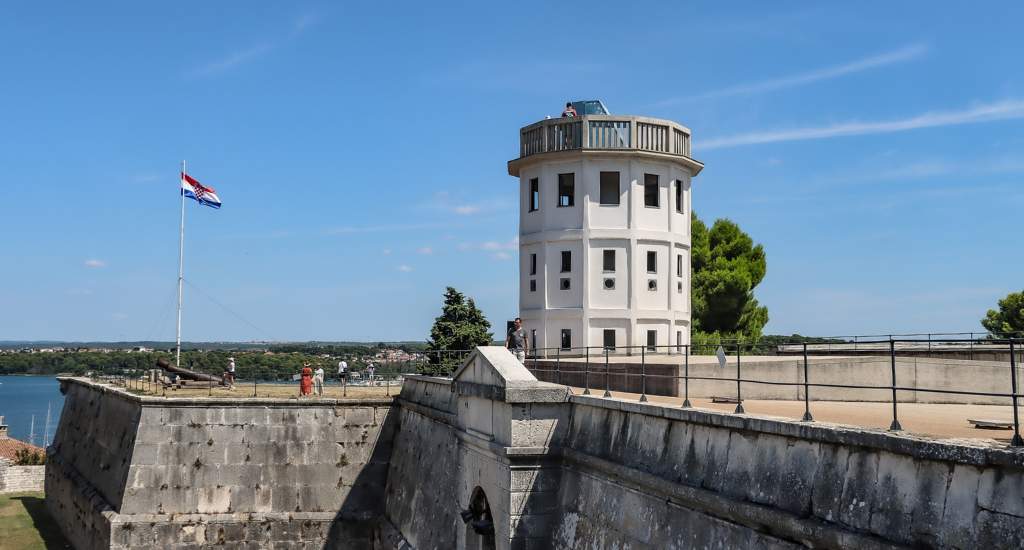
[552,395,1024,549]
[46,377,395,550]
[46,349,1024,549]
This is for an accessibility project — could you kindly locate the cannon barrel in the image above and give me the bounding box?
[156,357,225,384]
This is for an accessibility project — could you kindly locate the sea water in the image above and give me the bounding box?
[0,376,65,447]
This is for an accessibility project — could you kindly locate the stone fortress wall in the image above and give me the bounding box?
[46,379,394,550]
[47,347,1024,549]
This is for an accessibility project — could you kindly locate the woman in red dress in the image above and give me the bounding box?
[300,364,313,396]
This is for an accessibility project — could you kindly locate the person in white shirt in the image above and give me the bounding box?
[227,357,236,387]
[338,360,348,382]
[313,365,325,396]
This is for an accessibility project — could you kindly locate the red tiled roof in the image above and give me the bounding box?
[0,436,44,461]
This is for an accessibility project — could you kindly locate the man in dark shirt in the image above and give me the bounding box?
[505,317,528,363]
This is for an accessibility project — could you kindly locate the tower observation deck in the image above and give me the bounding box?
[508,109,703,355]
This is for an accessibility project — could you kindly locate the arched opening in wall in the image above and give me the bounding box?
[463,486,495,550]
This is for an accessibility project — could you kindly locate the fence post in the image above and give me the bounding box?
[253,369,258,398]
[583,346,591,395]
[681,345,691,408]
[603,347,612,398]
[639,345,648,402]
[889,339,902,431]
[556,347,561,386]
[734,341,745,414]
[1010,339,1023,447]
[801,342,813,421]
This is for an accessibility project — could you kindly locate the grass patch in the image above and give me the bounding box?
[0,492,71,549]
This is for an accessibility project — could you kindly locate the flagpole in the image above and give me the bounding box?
[176,160,186,368]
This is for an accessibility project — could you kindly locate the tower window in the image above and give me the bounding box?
[603,277,615,290]
[603,250,615,272]
[529,178,539,212]
[561,329,572,351]
[599,171,620,205]
[647,251,657,273]
[644,174,659,208]
[560,277,571,290]
[647,330,657,351]
[603,329,616,351]
[677,330,683,353]
[561,250,571,273]
[676,254,683,277]
[648,279,657,291]
[557,173,575,207]
[675,179,683,213]
[529,279,536,292]
[530,253,537,276]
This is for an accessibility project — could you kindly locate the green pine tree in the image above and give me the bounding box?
[424,287,493,374]
[691,212,769,339]
[981,291,1024,336]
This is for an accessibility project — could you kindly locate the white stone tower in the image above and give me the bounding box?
[508,109,703,354]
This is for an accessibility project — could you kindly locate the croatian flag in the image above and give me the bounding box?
[181,172,222,209]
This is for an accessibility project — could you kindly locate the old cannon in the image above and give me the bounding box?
[156,357,226,385]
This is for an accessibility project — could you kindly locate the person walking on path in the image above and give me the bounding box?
[313,365,325,396]
[506,317,529,363]
[226,357,236,388]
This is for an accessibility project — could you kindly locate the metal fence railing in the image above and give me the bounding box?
[96,335,1024,448]
[103,348,476,400]
[517,338,1023,448]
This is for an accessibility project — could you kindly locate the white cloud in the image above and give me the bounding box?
[382,249,392,255]
[492,252,512,261]
[190,43,276,77]
[417,246,433,255]
[453,205,481,215]
[657,43,928,105]
[701,98,1024,150]
[84,259,106,268]
[397,265,413,272]
[188,12,321,78]
[326,222,454,235]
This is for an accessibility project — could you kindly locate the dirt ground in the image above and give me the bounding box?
[572,386,1021,443]
[124,381,401,399]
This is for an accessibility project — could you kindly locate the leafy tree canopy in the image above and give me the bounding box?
[981,291,1024,336]
[691,212,768,339]
[425,287,493,366]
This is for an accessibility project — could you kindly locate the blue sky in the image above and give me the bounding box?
[2,1,1023,342]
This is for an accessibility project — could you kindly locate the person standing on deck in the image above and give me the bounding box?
[313,364,325,396]
[506,317,528,363]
